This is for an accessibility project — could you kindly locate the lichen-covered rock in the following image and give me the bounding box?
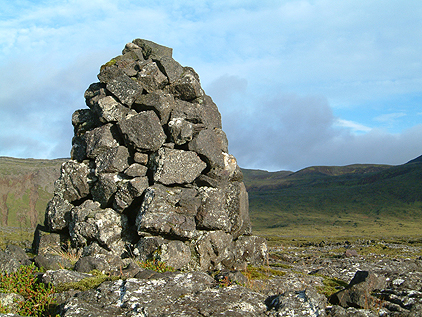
[266,289,327,317]
[235,235,268,268]
[168,117,193,145]
[195,231,235,271]
[95,145,129,174]
[85,123,120,158]
[113,176,149,212]
[106,74,143,107]
[196,187,231,231]
[188,128,226,168]
[0,250,21,274]
[54,160,90,203]
[74,254,126,274]
[94,95,130,123]
[137,61,168,93]
[45,194,73,232]
[69,200,128,255]
[91,173,118,208]
[41,269,92,286]
[124,163,148,177]
[118,110,166,151]
[133,91,174,124]
[152,147,206,185]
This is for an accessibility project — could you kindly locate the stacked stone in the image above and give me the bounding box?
[40,39,267,271]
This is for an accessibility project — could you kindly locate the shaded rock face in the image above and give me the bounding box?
[38,39,267,271]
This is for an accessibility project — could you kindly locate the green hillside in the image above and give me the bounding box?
[244,161,422,239]
[0,157,65,228]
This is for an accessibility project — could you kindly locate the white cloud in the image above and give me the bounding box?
[374,112,406,123]
[334,119,372,133]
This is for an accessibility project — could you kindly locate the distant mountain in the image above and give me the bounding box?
[244,156,422,237]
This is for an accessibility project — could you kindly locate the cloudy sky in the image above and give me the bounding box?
[1,0,421,171]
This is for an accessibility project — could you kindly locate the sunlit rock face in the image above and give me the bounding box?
[38,39,267,271]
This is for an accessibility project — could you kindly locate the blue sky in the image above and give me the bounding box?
[1,0,422,171]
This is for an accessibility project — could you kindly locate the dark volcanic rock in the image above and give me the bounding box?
[329,271,386,309]
[118,110,166,152]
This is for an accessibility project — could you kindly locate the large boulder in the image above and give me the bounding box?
[36,38,266,272]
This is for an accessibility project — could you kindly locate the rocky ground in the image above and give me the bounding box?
[1,238,421,316]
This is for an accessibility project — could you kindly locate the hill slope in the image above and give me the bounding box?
[245,160,422,238]
[0,157,65,228]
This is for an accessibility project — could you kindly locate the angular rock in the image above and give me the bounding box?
[195,230,235,271]
[132,38,173,59]
[136,184,198,239]
[44,194,73,232]
[113,176,149,212]
[70,135,87,162]
[94,95,130,123]
[154,56,184,83]
[170,96,222,130]
[122,42,145,60]
[74,254,125,274]
[235,235,268,268]
[54,160,90,203]
[155,240,191,270]
[124,163,148,177]
[132,91,174,124]
[84,82,107,109]
[226,181,252,238]
[5,245,31,266]
[91,173,118,208]
[118,110,166,152]
[33,228,62,255]
[106,74,142,107]
[133,152,149,165]
[95,145,129,174]
[70,204,127,255]
[329,271,386,309]
[0,250,21,274]
[168,117,193,145]
[85,123,120,158]
[72,108,101,136]
[34,253,72,270]
[136,61,168,93]
[266,289,327,317]
[152,148,206,185]
[98,63,125,85]
[0,292,25,314]
[41,269,92,286]
[188,128,226,168]
[134,236,166,261]
[196,187,231,231]
[171,68,204,101]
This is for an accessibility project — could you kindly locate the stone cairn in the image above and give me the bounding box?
[35,39,267,271]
